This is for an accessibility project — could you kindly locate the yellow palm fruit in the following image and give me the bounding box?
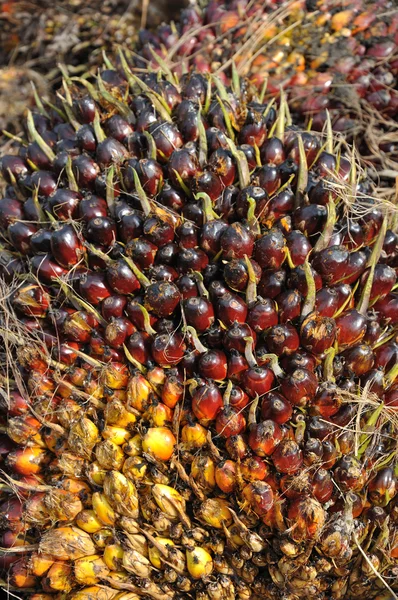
[103,543,124,571]
[148,538,175,569]
[197,498,233,529]
[145,402,173,426]
[29,552,54,576]
[186,547,213,580]
[39,527,96,560]
[74,554,110,585]
[101,362,129,389]
[92,529,113,549]
[70,586,117,600]
[152,484,186,520]
[95,440,125,470]
[142,427,176,461]
[30,595,55,600]
[124,533,148,557]
[227,525,245,547]
[103,470,139,519]
[76,509,104,534]
[68,418,99,459]
[127,372,153,412]
[104,398,136,427]
[113,594,141,600]
[181,422,208,449]
[44,488,83,521]
[61,478,91,504]
[122,549,152,577]
[92,492,116,526]
[123,434,142,457]
[102,426,132,445]
[122,455,148,480]
[44,561,73,592]
[87,461,107,486]
[191,455,216,490]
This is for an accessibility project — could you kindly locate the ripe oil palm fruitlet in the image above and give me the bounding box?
[0,1,398,600]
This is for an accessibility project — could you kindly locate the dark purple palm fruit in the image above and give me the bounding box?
[148,121,184,163]
[199,193,229,257]
[208,148,236,187]
[220,222,254,260]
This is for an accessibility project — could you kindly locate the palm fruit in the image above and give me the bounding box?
[0,11,398,600]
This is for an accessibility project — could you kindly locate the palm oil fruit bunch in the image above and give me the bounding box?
[133,0,398,166]
[0,48,398,600]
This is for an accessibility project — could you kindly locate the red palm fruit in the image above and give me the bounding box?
[280,368,318,407]
[287,497,325,542]
[334,456,366,492]
[151,333,185,367]
[242,366,275,398]
[280,351,317,373]
[134,159,164,196]
[256,164,280,195]
[235,186,269,222]
[247,297,278,332]
[374,341,398,370]
[261,392,293,424]
[363,318,381,345]
[86,216,116,246]
[223,323,256,354]
[254,229,286,270]
[277,289,302,323]
[220,223,254,259]
[106,260,140,295]
[168,147,199,189]
[260,137,285,165]
[177,247,209,272]
[335,309,367,348]
[385,388,398,408]
[63,311,96,343]
[303,438,323,466]
[177,221,198,248]
[342,344,375,376]
[223,258,261,291]
[177,274,198,299]
[215,406,246,438]
[265,324,300,356]
[300,312,337,355]
[79,195,108,221]
[240,456,268,481]
[312,246,349,284]
[126,238,157,269]
[159,184,186,212]
[50,224,83,267]
[0,196,23,228]
[227,351,249,382]
[315,287,340,317]
[198,350,228,381]
[6,391,29,417]
[12,284,50,318]
[8,222,38,254]
[311,382,341,418]
[368,468,397,507]
[184,297,214,332]
[126,331,152,364]
[192,382,223,422]
[149,121,183,162]
[248,420,282,456]
[258,269,286,298]
[311,469,333,503]
[360,367,385,395]
[79,271,112,305]
[242,481,274,516]
[104,317,135,349]
[293,204,327,236]
[215,460,237,493]
[288,265,322,295]
[229,385,249,410]
[272,439,303,474]
[374,293,398,323]
[143,215,175,247]
[208,148,236,187]
[322,441,338,470]
[216,293,248,326]
[144,282,181,317]
[101,295,127,320]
